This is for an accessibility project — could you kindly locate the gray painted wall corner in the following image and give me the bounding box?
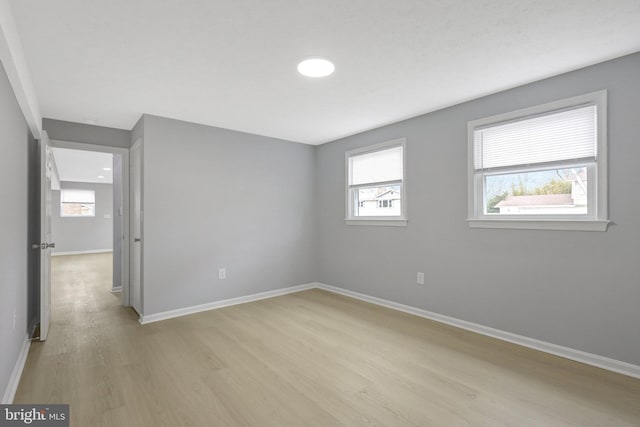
[140,114,317,315]
[315,52,640,366]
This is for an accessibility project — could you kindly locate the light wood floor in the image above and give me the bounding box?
[15,254,640,426]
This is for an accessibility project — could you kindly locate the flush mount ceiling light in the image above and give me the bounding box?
[97,175,105,179]
[103,167,111,171]
[297,58,335,78]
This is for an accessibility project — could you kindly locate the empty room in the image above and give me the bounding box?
[1,1,639,426]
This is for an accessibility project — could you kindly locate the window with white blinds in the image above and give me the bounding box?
[346,139,407,225]
[350,145,403,185]
[473,105,596,171]
[467,91,609,231]
[61,189,95,203]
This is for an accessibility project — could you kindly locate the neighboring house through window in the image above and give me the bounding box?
[346,138,407,226]
[467,91,609,231]
[60,188,96,217]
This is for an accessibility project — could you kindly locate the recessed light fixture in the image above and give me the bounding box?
[103,167,112,171]
[97,175,105,179]
[297,58,335,78]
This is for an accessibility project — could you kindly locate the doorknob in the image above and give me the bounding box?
[134,238,141,242]
[40,242,55,249]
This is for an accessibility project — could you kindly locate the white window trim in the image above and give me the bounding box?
[467,90,609,232]
[60,189,96,218]
[345,138,407,226]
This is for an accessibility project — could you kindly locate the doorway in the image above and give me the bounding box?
[29,136,134,342]
[47,139,131,311]
[47,147,119,320]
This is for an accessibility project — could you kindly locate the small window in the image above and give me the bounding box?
[346,138,406,226]
[377,200,394,208]
[468,91,609,231]
[61,189,95,217]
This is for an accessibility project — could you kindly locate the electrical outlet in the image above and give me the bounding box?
[417,272,425,285]
[218,268,226,280]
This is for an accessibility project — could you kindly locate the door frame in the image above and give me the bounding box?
[39,132,52,340]
[129,138,143,316]
[49,139,132,307]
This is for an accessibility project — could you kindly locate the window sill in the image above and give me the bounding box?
[467,218,610,231]
[345,219,408,227]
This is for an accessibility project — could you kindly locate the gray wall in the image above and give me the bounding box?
[131,115,144,146]
[51,182,113,254]
[316,52,640,366]
[43,118,131,149]
[141,114,317,315]
[0,63,29,401]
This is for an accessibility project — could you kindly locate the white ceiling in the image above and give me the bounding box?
[51,148,114,184]
[9,0,640,145]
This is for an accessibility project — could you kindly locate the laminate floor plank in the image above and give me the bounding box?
[14,254,640,426]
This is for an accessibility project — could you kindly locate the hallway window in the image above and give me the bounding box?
[61,189,95,217]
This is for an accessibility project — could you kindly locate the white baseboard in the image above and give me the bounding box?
[111,286,122,293]
[52,249,113,256]
[315,283,640,380]
[139,283,317,324]
[2,335,31,404]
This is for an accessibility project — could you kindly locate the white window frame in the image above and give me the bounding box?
[60,188,96,218]
[345,138,407,226]
[467,91,609,231]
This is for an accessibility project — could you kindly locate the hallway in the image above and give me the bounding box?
[14,253,138,424]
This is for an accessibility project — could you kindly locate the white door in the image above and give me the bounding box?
[40,131,54,341]
[130,141,142,314]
